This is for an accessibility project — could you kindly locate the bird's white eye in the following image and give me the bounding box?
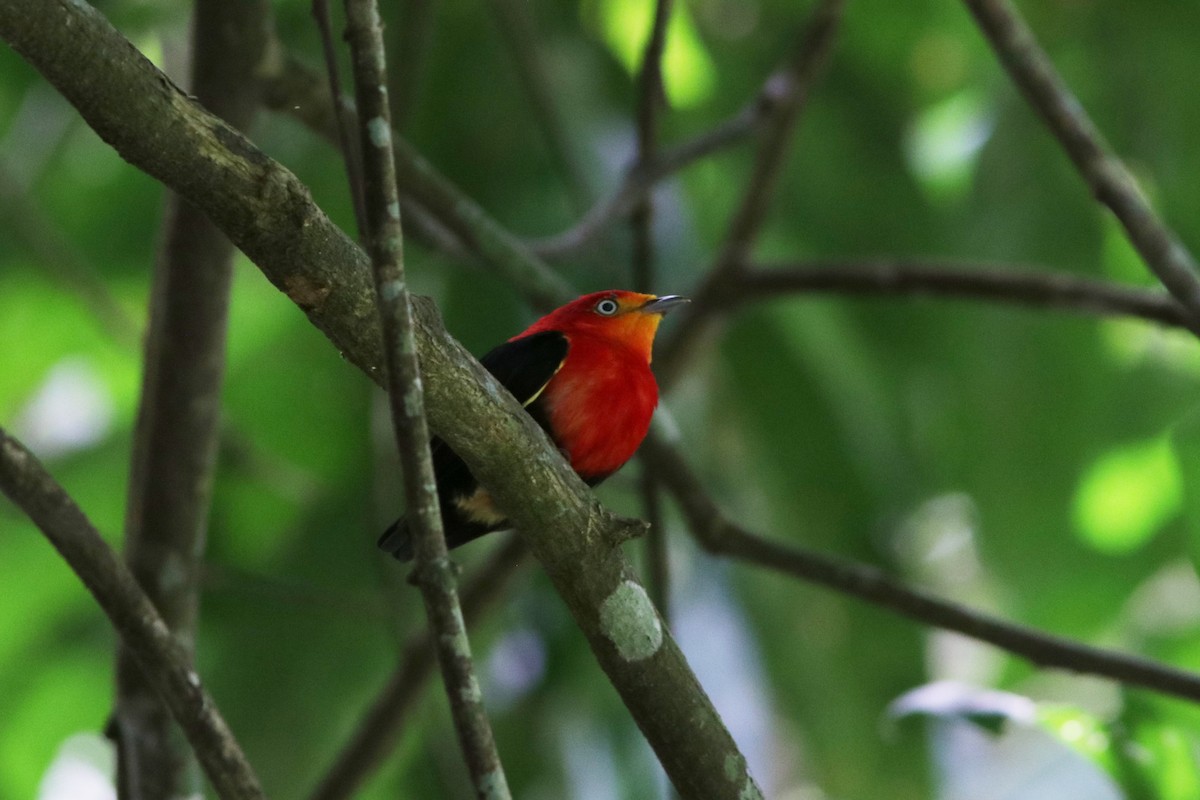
[595,298,620,316]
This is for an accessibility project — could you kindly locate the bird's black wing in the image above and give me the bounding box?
[478,330,569,408]
[378,330,569,560]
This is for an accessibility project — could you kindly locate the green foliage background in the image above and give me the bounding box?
[3,0,1200,797]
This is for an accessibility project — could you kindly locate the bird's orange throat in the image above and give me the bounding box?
[607,311,664,364]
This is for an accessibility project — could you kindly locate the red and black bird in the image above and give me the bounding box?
[380,290,688,560]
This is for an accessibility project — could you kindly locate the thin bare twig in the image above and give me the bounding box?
[642,431,1200,704]
[631,0,673,618]
[0,427,265,800]
[263,53,573,310]
[639,465,670,617]
[961,0,1200,335]
[201,561,390,620]
[387,0,437,129]
[631,0,671,295]
[313,0,368,236]
[718,0,846,265]
[341,1,511,796]
[487,0,593,213]
[113,2,267,795]
[307,536,527,800]
[656,0,847,390]
[730,260,1188,328]
[0,163,143,348]
[530,72,792,261]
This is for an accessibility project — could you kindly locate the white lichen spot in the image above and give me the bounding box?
[186,671,201,689]
[440,631,471,659]
[367,117,391,149]
[158,551,188,595]
[380,280,402,302]
[598,580,662,661]
[478,767,509,800]
[460,675,482,705]
[725,751,762,798]
[387,201,401,220]
[739,778,764,800]
[404,391,421,418]
[3,443,24,467]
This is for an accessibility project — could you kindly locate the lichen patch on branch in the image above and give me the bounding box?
[599,580,663,661]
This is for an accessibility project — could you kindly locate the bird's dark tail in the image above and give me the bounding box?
[378,518,415,561]
[379,514,506,562]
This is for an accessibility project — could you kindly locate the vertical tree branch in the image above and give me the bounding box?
[656,0,847,390]
[631,0,673,618]
[341,1,511,797]
[0,428,265,800]
[960,0,1200,335]
[307,537,526,800]
[113,2,268,797]
[631,0,671,296]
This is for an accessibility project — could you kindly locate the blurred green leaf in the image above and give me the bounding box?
[1073,435,1182,555]
[589,0,716,108]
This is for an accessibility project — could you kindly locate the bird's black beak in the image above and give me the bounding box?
[641,295,690,315]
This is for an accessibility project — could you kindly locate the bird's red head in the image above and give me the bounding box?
[521,291,689,362]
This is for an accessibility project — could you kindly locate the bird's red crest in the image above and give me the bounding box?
[521,291,665,363]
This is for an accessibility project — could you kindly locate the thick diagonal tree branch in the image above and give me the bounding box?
[342,0,511,795]
[0,3,762,797]
[961,0,1200,335]
[641,431,1200,704]
[113,3,269,797]
[0,428,265,800]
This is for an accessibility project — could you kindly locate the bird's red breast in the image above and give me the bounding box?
[519,290,672,480]
[379,290,687,561]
